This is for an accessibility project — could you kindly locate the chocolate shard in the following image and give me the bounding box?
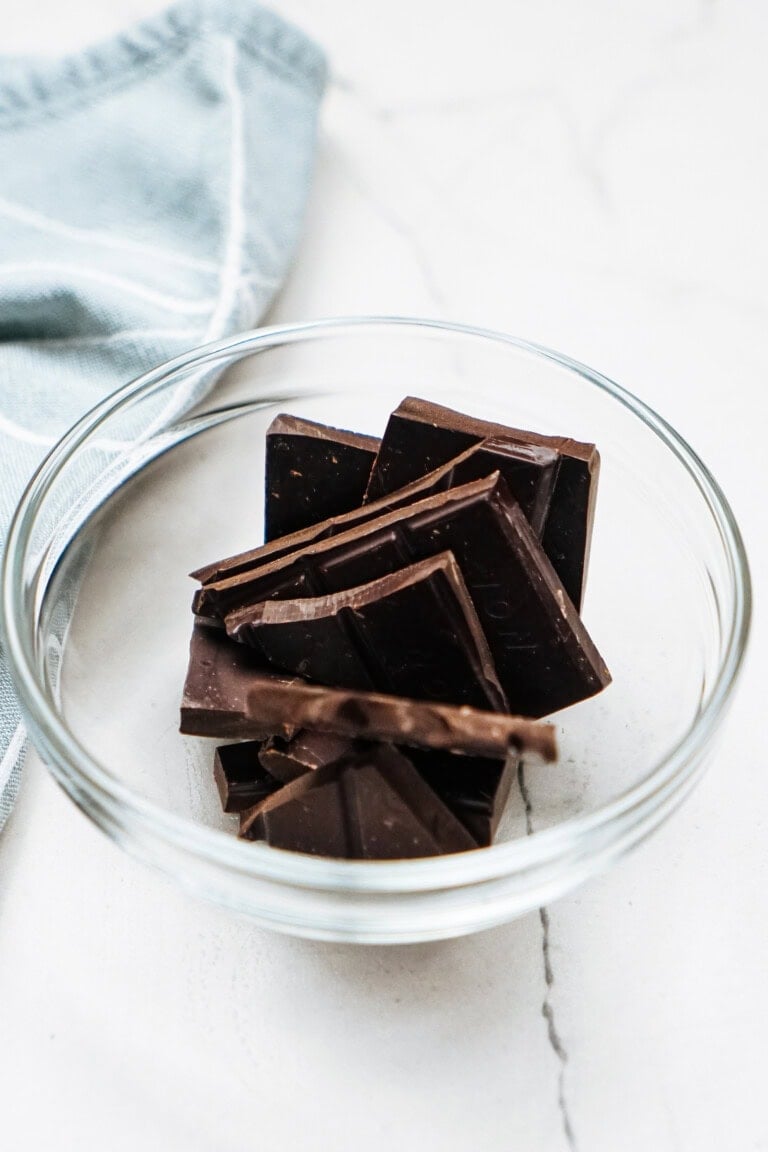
[259,730,353,784]
[404,747,517,847]
[225,552,508,713]
[180,623,270,739]
[191,435,559,586]
[343,745,478,857]
[259,729,517,848]
[213,743,282,813]
[240,763,353,856]
[448,437,560,538]
[180,625,557,760]
[191,475,496,620]
[364,396,600,610]
[194,473,610,718]
[240,743,477,858]
[264,414,379,541]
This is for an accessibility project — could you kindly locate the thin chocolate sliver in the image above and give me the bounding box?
[265,414,379,541]
[241,763,353,856]
[191,435,559,586]
[364,396,599,609]
[180,624,557,760]
[195,474,610,718]
[225,552,508,713]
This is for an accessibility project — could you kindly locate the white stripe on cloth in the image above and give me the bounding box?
[0,195,221,276]
[0,264,217,314]
[0,722,26,796]
[137,37,251,444]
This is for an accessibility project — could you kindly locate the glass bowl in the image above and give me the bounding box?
[1,318,751,943]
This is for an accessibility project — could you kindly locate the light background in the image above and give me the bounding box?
[1,2,766,1150]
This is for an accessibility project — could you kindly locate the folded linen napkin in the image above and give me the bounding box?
[0,0,326,831]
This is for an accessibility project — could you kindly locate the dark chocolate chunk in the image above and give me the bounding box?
[241,763,353,856]
[192,436,559,586]
[405,747,516,847]
[240,743,477,858]
[265,414,379,541]
[225,552,507,712]
[446,436,560,538]
[213,743,281,812]
[259,730,353,784]
[180,624,558,760]
[345,747,478,857]
[194,474,610,718]
[259,728,516,847]
[191,476,494,619]
[181,623,271,739]
[364,396,600,609]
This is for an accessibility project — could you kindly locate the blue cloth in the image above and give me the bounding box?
[0,0,326,831]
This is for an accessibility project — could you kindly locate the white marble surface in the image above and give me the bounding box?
[1,2,767,1149]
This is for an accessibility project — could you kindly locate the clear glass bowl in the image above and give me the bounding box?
[1,318,751,943]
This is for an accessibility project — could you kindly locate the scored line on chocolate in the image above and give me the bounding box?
[192,434,560,586]
[364,395,600,610]
[181,625,557,760]
[194,473,609,718]
[224,551,508,712]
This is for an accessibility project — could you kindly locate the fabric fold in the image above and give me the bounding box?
[0,0,327,832]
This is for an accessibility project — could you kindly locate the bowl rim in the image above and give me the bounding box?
[1,316,753,893]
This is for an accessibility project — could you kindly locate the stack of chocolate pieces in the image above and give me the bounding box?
[180,398,611,858]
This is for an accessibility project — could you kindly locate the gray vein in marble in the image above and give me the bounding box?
[331,143,450,316]
[597,262,768,327]
[591,62,702,162]
[334,74,612,223]
[335,45,706,223]
[660,1083,685,1152]
[347,83,558,124]
[519,761,577,1152]
[655,0,718,48]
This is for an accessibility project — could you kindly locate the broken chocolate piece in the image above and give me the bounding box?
[259,729,516,847]
[259,730,353,783]
[364,396,600,609]
[265,414,379,541]
[241,762,353,856]
[225,552,508,712]
[192,475,498,619]
[180,624,557,760]
[405,747,516,847]
[240,743,477,858]
[213,743,281,813]
[194,474,610,717]
[443,436,560,538]
[192,435,559,586]
[346,746,478,857]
